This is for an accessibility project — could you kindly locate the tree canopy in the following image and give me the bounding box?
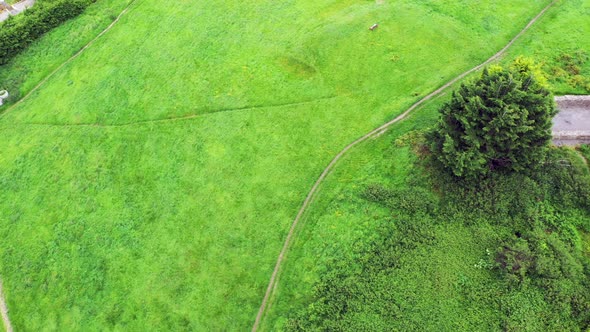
[430,60,557,178]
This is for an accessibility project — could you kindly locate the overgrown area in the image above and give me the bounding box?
[287,138,590,331]
[506,0,590,95]
[284,61,586,331]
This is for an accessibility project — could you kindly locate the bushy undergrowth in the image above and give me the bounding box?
[287,139,590,331]
[580,144,590,163]
[0,0,95,64]
[546,50,590,93]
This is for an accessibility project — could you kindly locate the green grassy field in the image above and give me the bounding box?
[0,0,577,330]
[263,0,590,330]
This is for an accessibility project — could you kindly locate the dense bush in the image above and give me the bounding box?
[0,0,95,65]
[580,144,590,163]
[429,60,557,179]
[548,50,590,93]
[288,146,590,331]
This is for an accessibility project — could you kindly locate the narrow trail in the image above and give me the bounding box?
[0,279,13,332]
[0,0,139,119]
[251,1,558,331]
[7,95,339,128]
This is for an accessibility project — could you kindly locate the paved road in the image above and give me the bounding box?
[0,0,35,23]
[553,96,590,145]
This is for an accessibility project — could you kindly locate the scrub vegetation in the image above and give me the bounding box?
[282,72,590,329]
[0,0,588,331]
[505,0,590,95]
[287,143,590,331]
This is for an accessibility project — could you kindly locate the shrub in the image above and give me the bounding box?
[0,0,95,65]
[363,184,437,216]
[495,237,534,283]
[429,60,557,179]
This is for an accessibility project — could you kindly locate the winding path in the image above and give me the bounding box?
[251,1,558,331]
[8,95,339,128]
[0,0,559,330]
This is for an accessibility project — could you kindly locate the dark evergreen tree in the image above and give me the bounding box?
[430,61,557,178]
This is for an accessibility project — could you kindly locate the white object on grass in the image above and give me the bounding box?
[0,90,8,106]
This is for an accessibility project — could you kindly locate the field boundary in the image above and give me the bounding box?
[7,95,339,128]
[0,0,138,119]
[251,1,558,331]
[0,279,13,332]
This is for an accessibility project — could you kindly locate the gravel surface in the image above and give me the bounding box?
[553,96,590,146]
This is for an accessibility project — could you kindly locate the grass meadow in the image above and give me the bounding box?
[0,0,579,330]
[263,1,590,330]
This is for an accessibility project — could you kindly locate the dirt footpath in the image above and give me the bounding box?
[0,279,13,332]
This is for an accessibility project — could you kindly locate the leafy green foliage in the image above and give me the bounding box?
[0,0,94,64]
[272,3,590,329]
[547,50,590,93]
[580,144,590,164]
[287,146,590,331]
[430,63,557,179]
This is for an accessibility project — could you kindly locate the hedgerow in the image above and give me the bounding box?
[0,0,95,65]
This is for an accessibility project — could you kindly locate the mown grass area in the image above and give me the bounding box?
[263,1,590,330]
[0,0,555,330]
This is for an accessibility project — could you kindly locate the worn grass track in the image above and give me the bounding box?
[0,0,139,119]
[0,279,13,332]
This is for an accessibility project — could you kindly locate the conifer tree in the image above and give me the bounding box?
[431,60,557,178]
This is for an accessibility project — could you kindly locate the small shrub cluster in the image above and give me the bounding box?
[433,148,590,226]
[547,50,590,93]
[0,0,95,65]
[286,214,439,331]
[495,227,590,330]
[580,144,590,163]
[363,184,437,216]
